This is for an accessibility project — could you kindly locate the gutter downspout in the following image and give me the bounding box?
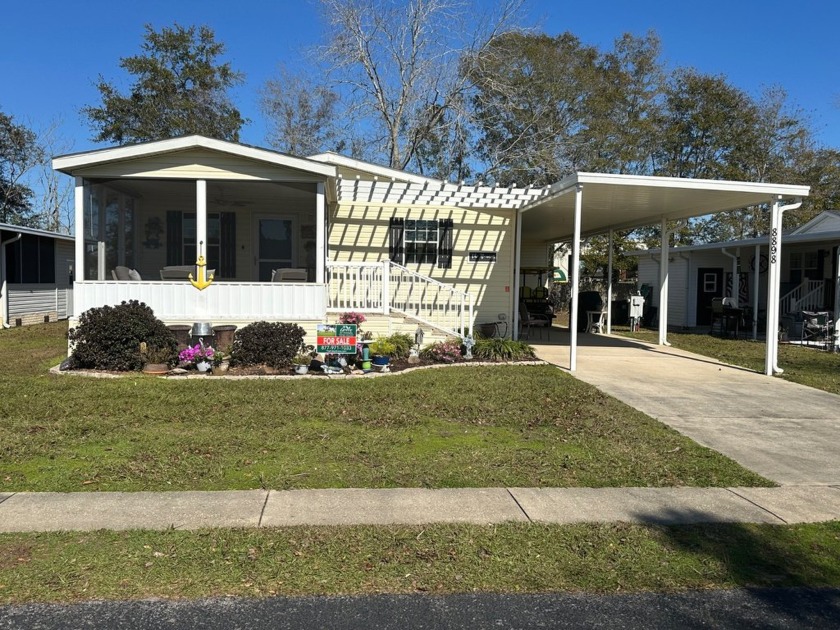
[1,232,23,328]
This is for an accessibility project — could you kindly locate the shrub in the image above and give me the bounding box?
[385,333,414,359]
[368,338,396,357]
[421,338,464,363]
[231,321,306,368]
[472,337,535,361]
[68,300,176,371]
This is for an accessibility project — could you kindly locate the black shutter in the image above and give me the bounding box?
[220,212,236,278]
[166,211,183,265]
[389,217,404,263]
[438,218,453,269]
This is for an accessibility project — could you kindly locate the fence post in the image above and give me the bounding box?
[382,260,390,316]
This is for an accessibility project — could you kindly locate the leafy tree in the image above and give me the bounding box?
[83,24,245,144]
[0,110,43,226]
[468,31,600,185]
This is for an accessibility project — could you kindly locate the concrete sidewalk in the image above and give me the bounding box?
[2,486,840,532]
[533,333,840,486]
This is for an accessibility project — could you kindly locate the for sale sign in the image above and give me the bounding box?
[316,323,358,354]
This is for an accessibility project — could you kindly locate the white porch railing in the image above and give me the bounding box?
[326,261,473,336]
[72,281,327,321]
[780,280,824,315]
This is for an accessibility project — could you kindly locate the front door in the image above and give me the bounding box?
[253,215,296,281]
[696,267,723,325]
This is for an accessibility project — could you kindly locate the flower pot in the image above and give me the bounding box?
[196,360,211,373]
[294,364,309,375]
[372,355,390,366]
[142,363,169,375]
[213,360,230,374]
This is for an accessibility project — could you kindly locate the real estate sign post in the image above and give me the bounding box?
[316,324,357,354]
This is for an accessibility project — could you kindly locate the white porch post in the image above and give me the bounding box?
[752,243,761,340]
[569,185,583,371]
[316,182,326,284]
[196,180,207,262]
[606,229,613,335]
[658,217,670,346]
[74,177,84,287]
[513,210,522,339]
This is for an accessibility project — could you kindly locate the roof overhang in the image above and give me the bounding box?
[52,135,337,179]
[519,172,811,242]
[0,223,74,242]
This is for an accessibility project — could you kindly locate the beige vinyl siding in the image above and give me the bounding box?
[73,149,325,182]
[328,202,516,327]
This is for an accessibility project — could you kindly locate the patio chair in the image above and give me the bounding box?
[271,268,308,282]
[801,311,833,349]
[518,301,552,340]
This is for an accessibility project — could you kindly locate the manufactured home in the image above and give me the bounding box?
[0,223,74,327]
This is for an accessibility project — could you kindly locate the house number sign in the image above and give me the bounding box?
[469,251,496,262]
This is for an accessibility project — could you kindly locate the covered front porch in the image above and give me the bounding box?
[54,136,333,324]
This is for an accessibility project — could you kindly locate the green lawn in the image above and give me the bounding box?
[618,328,840,395]
[3,521,840,603]
[0,322,770,491]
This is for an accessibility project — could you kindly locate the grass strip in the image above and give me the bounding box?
[1,521,839,603]
[618,328,840,395]
[0,323,770,491]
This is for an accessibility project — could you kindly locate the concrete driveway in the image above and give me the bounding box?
[533,331,840,486]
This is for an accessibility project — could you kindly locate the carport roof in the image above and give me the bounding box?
[519,172,810,242]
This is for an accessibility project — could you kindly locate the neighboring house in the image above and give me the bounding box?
[631,211,840,333]
[0,223,74,328]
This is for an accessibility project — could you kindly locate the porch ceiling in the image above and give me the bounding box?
[520,172,811,243]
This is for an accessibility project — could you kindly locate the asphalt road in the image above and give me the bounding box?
[2,588,839,629]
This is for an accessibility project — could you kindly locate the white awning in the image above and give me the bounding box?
[519,172,810,242]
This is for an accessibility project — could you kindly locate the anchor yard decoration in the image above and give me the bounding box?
[189,241,215,291]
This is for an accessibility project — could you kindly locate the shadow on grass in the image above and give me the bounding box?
[636,506,840,626]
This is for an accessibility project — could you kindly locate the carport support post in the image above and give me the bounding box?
[74,177,84,287]
[606,229,613,335]
[765,198,782,375]
[834,247,840,351]
[752,243,760,340]
[569,185,583,371]
[658,217,670,346]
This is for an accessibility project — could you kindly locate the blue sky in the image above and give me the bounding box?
[1,0,838,157]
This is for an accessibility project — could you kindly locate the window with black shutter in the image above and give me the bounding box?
[389,217,405,263]
[437,219,453,269]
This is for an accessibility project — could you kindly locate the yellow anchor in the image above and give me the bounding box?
[189,241,215,291]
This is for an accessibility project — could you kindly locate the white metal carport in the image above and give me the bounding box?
[516,172,810,376]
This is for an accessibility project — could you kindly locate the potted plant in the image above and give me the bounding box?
[179,340,216,372]
[292,343,315,375]
[212,349,230,374]
[140,342,173,375]
[368,338,396,367]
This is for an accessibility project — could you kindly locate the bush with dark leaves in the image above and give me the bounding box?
[68,300,177,371]
[231,321,306,368]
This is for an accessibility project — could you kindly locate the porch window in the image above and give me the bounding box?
[84,184,135,280]
[389,217,454,268]
[166,211,236,278]
[4,235,55,283]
